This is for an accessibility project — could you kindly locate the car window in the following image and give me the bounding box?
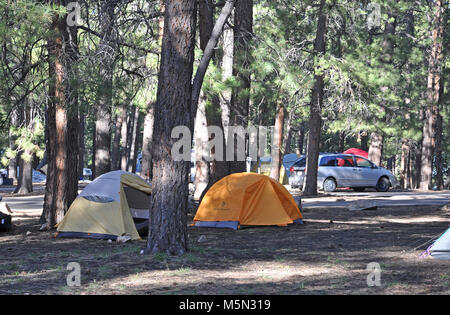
[293,158,306,168]
[356,157,374,168]
[336,155,354,167]
[319,156,337,167]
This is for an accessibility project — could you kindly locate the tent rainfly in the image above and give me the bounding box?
[194,173,303,230]
[56,170,151,240]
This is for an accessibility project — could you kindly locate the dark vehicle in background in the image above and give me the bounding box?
[0,169,12,186]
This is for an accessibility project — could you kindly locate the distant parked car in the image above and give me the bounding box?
[0,169,8,186]
[82,168,92,180]
[289,154,399,192]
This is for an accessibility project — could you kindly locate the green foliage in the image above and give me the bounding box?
[0,0,54,168]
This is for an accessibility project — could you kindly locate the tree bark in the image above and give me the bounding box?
[296,123,305,155]
[202,13,234,189]
[192,0,215,199]
[420,0,445,190]
[303,0,327,196]
[400,139,410,189]
[269,104,284,181]
[220,18,233,146]
[120,106,129,171]
[15,154,33,194]
[147,0,196,255]
[111,105,124,170]
[126,107,136,168]
[191,0,236,197]
[283,112,292,154]
[368,14,397,166]
[338,131,345,153]
[127,106,140,172]
[229,0,252,174]
[360,131,369,152]
[8,109,19,182]
[94,0,119,178]
[193,92,210,200]
[141,102,155,179]
[368,132,383,166]
[435,112,444,190]
[15,103,33,194]
[191,0,236,129]
[78,112,85,178]
[199,0,214,52]
[91,121,96,178]
[445,169,450,189]
[414,140,422,188]
[41,1,79,226]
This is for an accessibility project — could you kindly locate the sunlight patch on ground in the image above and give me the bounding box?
[379,216,450,224]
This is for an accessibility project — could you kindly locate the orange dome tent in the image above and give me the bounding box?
[193,173,303,230]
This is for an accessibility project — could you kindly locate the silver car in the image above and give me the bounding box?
[289,154,399,192]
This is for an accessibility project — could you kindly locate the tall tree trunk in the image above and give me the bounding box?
[78,113,85,178]
[296,123,305,155]
[368,14,397,165]
[269,104,284,181]
[303,0,327,196]
[407,145,413,189]
[445,169,450,189]
[200,108,229,203]
[387,157,393,171]
[132,110,142,173]
[111,105,124,170]
[360,131,369,152]
[126,108,136,167]
[193,92,210,200]
[203,10,234,189]
[147,0,196,255]
[141,102,155,179]
[368,132,383,166]
[192,0,236,198]
[15,154,33,194]
[41,1,79,226]
[284,129,293,155]
[414,140,422,188]
[91,121,96,178]
[159,0,165,45]
[198,0,214,52]
[400,139,410,189]
[220,17,233,146]
[120,106,129,171]
[420,0,445,190]
[127,106,140,172]
[435,112,444,190]
[229,0,252,174]
[15,103,33,194]
[338,131,345,152]
[283,112,292,154]
[8,109,19,182]
[193,0,214,199]
[94,0,118,177]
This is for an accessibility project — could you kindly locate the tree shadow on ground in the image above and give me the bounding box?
[1,205,449,294]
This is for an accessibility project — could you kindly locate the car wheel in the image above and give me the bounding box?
[323,178,337,192]
[353,187,365,192]
[376,177,390,192]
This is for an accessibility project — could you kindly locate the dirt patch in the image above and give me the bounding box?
[1,201,450,295]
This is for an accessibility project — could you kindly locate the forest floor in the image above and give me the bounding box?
[1,193,450,295]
